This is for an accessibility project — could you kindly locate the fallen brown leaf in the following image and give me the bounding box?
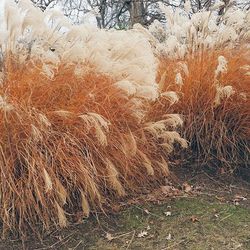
[183,182,192,193]
[233,195,247,202]
[219,168,226,175]
[164,211,172,216]
[190,215,199,223]
[137,231,148,238]
[111,204,121,213]
[215,196,226,202]
[106,233,114,241]
[166,233,172,240]
[161,185,172,194]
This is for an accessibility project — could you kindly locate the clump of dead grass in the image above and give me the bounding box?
[155,48,250,172]
[0,55,186,238]
[0,1,188,237]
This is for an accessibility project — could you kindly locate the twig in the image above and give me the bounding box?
[132,205,163,219]
[163,239,186,250]
[35,233,74,250]
[72,240,83,250]
[126,230,135,250]
[219,213,233,221]
[202,171,226,187]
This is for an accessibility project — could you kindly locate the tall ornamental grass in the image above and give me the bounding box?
[0,0,186,236]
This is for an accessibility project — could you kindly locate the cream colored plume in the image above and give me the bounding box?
[214,85,235,107]
[105,158,126,196]
[160,91,179,105]
[215,56,228,78]
[147,2,250,58]
[114,80,137,96]
[79,113,110,147]
[144,117,187,152]
[55,202,67,227]
[0,96,14,112]
[43,168,53,193]
[3,0,159,120]
[80,190,90,217]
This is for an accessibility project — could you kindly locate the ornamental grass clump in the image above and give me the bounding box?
[145,1,250,58]
[141,1,250,172]
[0,0,186,237]
[0,57,187,237]
[156,49,250,172]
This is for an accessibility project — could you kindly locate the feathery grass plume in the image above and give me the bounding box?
[143,1,250,59]
[0,1,185,237]
[0,58,186,237]
[80,190,90,217]
[3,0,159,101]
[157,48,250,172]
[142,1,250,172]
[55,202,67,228]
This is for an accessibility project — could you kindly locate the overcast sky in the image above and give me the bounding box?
[0,0,5,17]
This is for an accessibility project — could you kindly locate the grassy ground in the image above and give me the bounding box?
[85,197,250,250]
[1,171,250,250]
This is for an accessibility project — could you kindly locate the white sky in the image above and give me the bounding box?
[0,0,5,18]
[0,0,97,26]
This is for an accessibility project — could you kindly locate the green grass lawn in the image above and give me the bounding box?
[86,197,250,250]
[2,196,249,250]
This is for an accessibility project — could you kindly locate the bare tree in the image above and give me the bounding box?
[28,0,57,10]
[28,0,248,28]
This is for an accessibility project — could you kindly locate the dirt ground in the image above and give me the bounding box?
[1,168,250,250]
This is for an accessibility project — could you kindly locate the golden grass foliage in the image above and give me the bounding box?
[0,1,189,236]
[0,0,249,238]
[156,48,250,171]
[0,56,187,237]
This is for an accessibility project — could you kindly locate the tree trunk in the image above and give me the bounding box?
[129,0,144,27]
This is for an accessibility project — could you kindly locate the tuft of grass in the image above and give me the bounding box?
[0,56,186,237]
[155,48,250,172]
[0,1,187,236]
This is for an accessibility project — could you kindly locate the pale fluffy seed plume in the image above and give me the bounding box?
[215,56,228,78]
[160,91,179,105]
[105,158,126,196]
[80,191,90,217]
[55,202,67,228]
[214,85,235,106]
[43,168,53,193]
[175,72,183,85]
